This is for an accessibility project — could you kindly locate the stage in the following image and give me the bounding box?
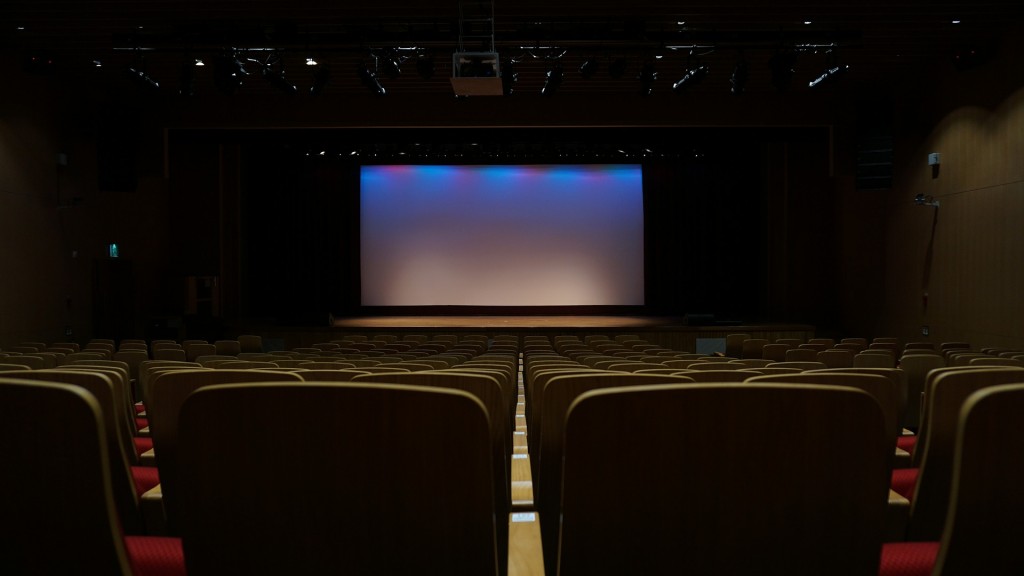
[330,315,688,329]
[258,315,818,353]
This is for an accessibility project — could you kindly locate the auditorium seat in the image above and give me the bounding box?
[554,383,890,575]
[881,382,1024,575]
[740,338,769,359]
[5,369,153,534]
[762,342,792,362]
[174,381,539,575]
[152,347,186,361]
[785,347,820,362]
[146,369,304,535]
[818,348,855,368]
[533,371,697,572]
[0,377,184,575]
[855,351,897,369]
[349,370,516,509]
[897,354,947,435]
[900,366,1024,541]
[213,339,241,356]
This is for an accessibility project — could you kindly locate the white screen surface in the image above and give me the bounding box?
[360,164,644,306]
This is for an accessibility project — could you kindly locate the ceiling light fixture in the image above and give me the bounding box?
[579,58,599,79]
[808,49,848,88]
[358,63,386,95]
[541,63,563,96]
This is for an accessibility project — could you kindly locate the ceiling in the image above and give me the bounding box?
[2,1,1021,100]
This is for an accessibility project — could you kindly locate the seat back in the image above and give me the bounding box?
[934,383,1024,574]
[745,371,900,463]
[177,382,501,575]
[898,354,947,432]
[908,366,1024,540]
[535,371,697,572]
[556,383,890,576]
[0,378,131,575]
[147,369,303,534]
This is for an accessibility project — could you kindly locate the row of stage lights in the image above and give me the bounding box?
[113,45,850,97]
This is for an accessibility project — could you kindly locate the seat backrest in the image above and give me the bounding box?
[556,383,890,576]
[153,347,187,361]
[349,370,511,531]
[898,353,947,432]
[0,378,132,575]
[183,342,217,362]
[148,369,304,534]
[745,371,900,456]
[908,366,1024,540]
[804,367,908,428]
[741,338,769,359]
[176,382,501,575]
[933,383,1024,574]
[854,351,896,368]
[5,369,142,533]
[213,340,241,356]
[762,343,792,362]
[818,348,855,368]
[236,334,263,353]
[536,372,697,569]
[786,347,820,362]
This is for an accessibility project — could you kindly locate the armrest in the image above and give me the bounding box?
[139,447,157,467]
[511,453,534,511]
[509,512,544,576]
[893,447,912,469]
[140,484,167,536]
[886,489,910,542]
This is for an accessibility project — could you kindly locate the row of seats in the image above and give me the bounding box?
[4,333,1024,574]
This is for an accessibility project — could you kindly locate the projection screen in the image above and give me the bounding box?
[360,164,644,306]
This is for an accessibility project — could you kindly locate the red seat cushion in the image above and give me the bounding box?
[879,541,940,576]
[896,435,917,452]
[891,467,919,500]
[136,417,149,430]
[131,466,161,497]
[134,436,154,457]
[135,403,147,413]
[124,535,186,576]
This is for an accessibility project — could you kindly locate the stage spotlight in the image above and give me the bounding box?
[730,56,749,94]
[126,65,160,90]
[310,65,330,96]
[262,66,297,94]
[378,48,402,78]
[769,50,797,91]
[501,58,518,95]
[808,63,849,88]
[358,65,386,95]
[638,61,657,95]
[579,58,599,79]
[672,63,708,91]
[214,53,248,95]
[541,64,563,96]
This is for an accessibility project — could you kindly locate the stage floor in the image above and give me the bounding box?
[330,315,688,329]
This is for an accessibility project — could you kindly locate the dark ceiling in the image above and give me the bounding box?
[2,1,1021,100]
